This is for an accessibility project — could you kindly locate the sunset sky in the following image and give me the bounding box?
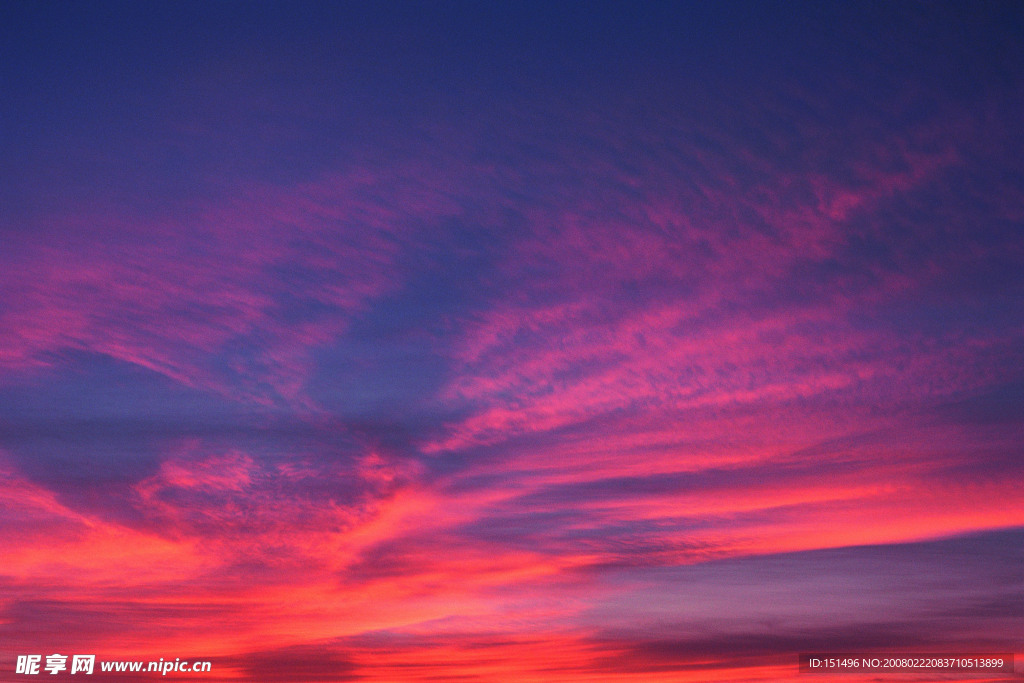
[2,2,1023,681]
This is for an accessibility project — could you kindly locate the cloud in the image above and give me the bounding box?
[0,166,465,408]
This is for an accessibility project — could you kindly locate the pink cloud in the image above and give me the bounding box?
[2,53,1022,682]
[0,164,466,406]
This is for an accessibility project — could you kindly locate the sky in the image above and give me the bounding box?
[1,1,1023,681]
